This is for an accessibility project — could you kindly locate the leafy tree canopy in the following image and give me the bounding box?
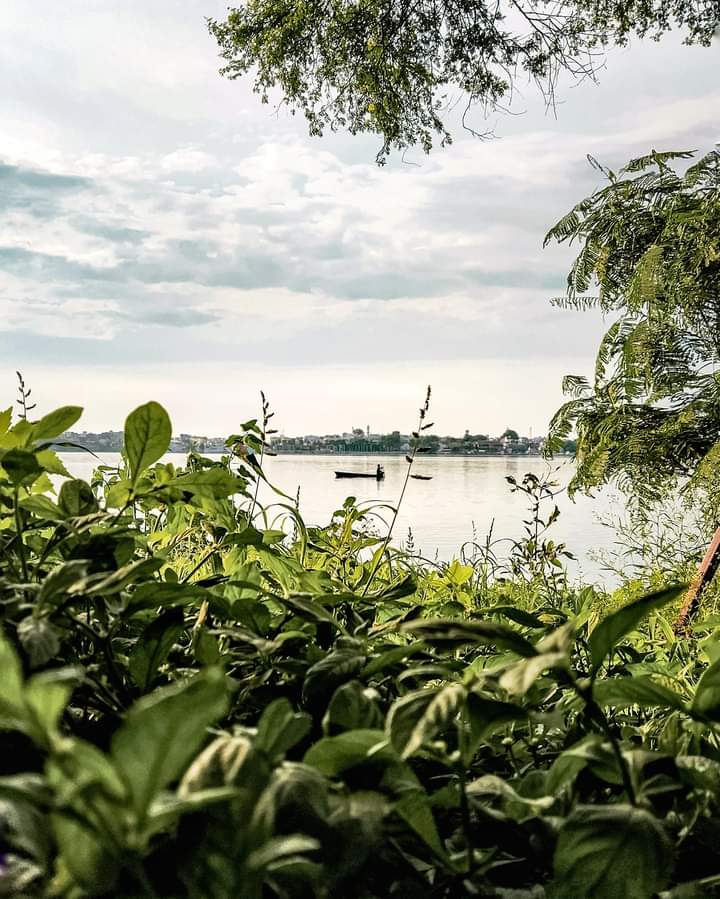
[208,1,718,163]
[544,147,720,500]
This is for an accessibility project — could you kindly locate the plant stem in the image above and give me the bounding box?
[14,488,29,581]
[362,386,431,596]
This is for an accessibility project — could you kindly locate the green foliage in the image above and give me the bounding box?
[3,398,720,896]
[208,2,718,163]
[545,147,720,501]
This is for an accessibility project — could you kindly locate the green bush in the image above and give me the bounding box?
[2,400,720,897]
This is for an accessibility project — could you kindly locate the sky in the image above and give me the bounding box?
[1,2,718,438]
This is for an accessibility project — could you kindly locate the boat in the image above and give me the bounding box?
[411,474,433,480]
[335,465,384,480]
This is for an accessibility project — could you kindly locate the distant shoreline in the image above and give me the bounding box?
[55,447,562,459]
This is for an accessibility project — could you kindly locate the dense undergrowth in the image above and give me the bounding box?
[3,400,720,897]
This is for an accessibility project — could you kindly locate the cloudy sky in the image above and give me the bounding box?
[1,1,718,437]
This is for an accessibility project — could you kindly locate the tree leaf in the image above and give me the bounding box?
[123,401,172,486]
[111,668,228,819]
[588,586,684,675]
[551,804,672,899]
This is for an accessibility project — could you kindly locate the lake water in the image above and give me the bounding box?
[59,452,626,583]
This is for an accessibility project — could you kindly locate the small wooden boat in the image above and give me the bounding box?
[411,474,432,480]
[335,465,384,481]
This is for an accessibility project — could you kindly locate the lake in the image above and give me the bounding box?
[58,453,625,582]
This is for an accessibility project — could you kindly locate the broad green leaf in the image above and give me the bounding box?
[302,648,366,708]
[588,586,684,675]
[303,729,392,776]
[124,581,208,614]
[402,618,537,657]
[489,605,546,629]
[58,479,98,517]
[552,804,672,899]
[361,643,425,677]
[20,494,62,521]
[0,632,25,708]
[691,656,720,720]
[1,448,42,485]
[25,668,79,739]
[17,616,60,668]
[123,401,171,485]
[254,698,311,761]
[35,448,70,477]
[465,692,526,756]
[31,406,82,442]
[111,668,228,818]
[594,676,687,711]
[129,608,185,692]
[323,681,383,734]
[170,468,241,500]
[51,814,118,893]
[499,650,568,695]
[394,794,450,863]
[0,406,11,433]
[387,684,466,758]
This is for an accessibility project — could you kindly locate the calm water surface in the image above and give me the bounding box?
[59,453,625,582]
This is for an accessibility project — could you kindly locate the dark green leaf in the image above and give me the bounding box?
[594,676,687,711]
[111,668,228,817]
[588,586,684,675]
[552,804,672,899]
[402,618,537,657]
[58,479,98,517]
[2,448,42,485]
[129,608,185,692]
[255,698,312,761]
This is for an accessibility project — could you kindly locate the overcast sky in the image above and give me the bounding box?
[1,2,718,437]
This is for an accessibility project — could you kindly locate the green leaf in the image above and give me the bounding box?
[123,401,172,486]
[302,648,366,708]
[31,406,82,441]
[111,668,228,818]
[58,479,98,517]
[594,676,687,711]
[393,794,450,863]
[303,730,392,776]
[0,631,25,713]
[1,448,42,485]
[691,656,720,720]
[17,616,61,668]
[255,698,312,761]
[129,608,185,692]
[465,692,526,755]
[124,581,208,615]
[402,618,537,657]
[387,684,466,758]
[551,804,672,899]
[488,605,546,629]
[25,668,79,739]
[323,681,383,734]
[588,586,684,675]
[170,468,241,500]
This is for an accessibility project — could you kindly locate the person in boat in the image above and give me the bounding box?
[376,464,384,479]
